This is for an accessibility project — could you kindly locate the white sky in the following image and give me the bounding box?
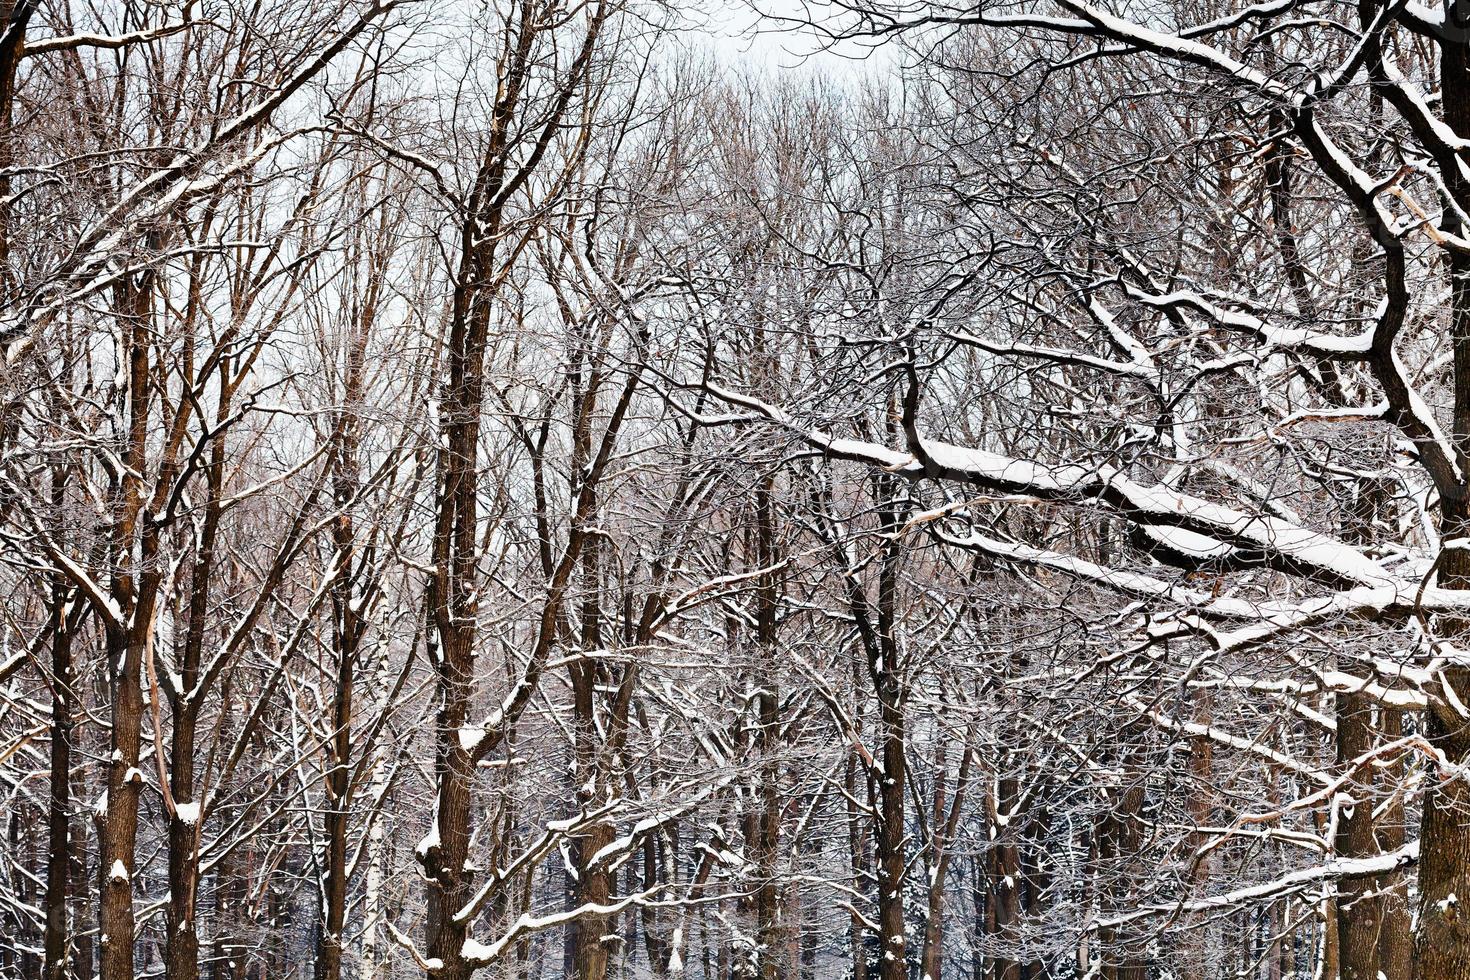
[697,0,897,77]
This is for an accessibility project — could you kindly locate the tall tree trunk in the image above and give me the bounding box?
[422,206,498,980]
[317,421,367,980]
[569,351,615,980]
[874,727,908,980]
[97,268,161,980]
[873,520,908,980]
[846,754,872,980]
[1335,695,1382,980]
[1095,756,1145,980]
[43,590,77,980]
[1376,707,1412,979]
[163,376,230,980]
[990,775,1021,980]
[569,673,615,980]
[749,482,783,980]
[1416,16,1470,978]
[98,622,146,980]
[164,704,201,980]
[1180,701,1214,980]
[315,615,358,980]
[1020,794,1050,980]
[213,838,247,980]
[921,739,972,980]
[0,0,34,299]
[362,645,395,980]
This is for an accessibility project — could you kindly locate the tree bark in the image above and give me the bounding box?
[1415,17,1470,979]
[43,588,78,980]
[1376,707,1412,980]
[1335,694,1382,980]
[873,510,909,980]
[1095,755,1145,980]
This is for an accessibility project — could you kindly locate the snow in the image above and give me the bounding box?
[1128,286,1374,356]
[461,938,497,963]
[1440,669,1470,720]
[1135,524,1232,560]
[1083,297,1154,368]
[457,726,485,754]
[415,824,440,858]
[708,383,1397,589]
[175,801,200,824]
[1097,841,1419,928]
[950,327,1152,378]
[108,860,128,883]
[1404,0,1444,27]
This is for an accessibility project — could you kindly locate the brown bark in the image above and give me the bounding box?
[872,499,909,980]
[874,732,908,980]
[420,9,612,976]
[920,739,973,980]
[98,629,145,980]
[743,481,784,980]
[846,753,872,980]
[162,429,221,980]
[42,584,80,978]
[213,840,247,980]
[98,277,160,980]
[570,524,614,980]
[1175,698,1214,980]
[163,704,201,980]
[990,774,1021,980]
[827,478,910,980]
[315,562,361,980]
[1335,695,1382,980]
[1415,22,1470,980]
[1094,758,1145,980]
[1376,707,1412,980]
[0,0,34,299]
[315,237,382,980]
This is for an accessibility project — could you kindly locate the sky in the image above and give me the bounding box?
[699,0,898,76]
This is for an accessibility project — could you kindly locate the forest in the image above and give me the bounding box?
[1,0,1468,977]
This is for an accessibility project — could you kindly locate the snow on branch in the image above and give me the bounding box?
[1094,841,1418,930]
[460,888,664,967]
[703,383,1396,590]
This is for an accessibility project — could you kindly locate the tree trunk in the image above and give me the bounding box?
[921,739,972,980]
[874,721,908,980]
[872,553,908,980]
[317,513,364,980]
[846,754,872,980]
[314,632,355,980]
[1415,22,1470,977]
[97,626,145,980]
[1095,758,1145,980]
[1376,707,1412,980]
[98,269,160,980]
[164,706,201,980]
[1335,691,1382,980]
[43,593,76,980]
[750,483,784,980]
